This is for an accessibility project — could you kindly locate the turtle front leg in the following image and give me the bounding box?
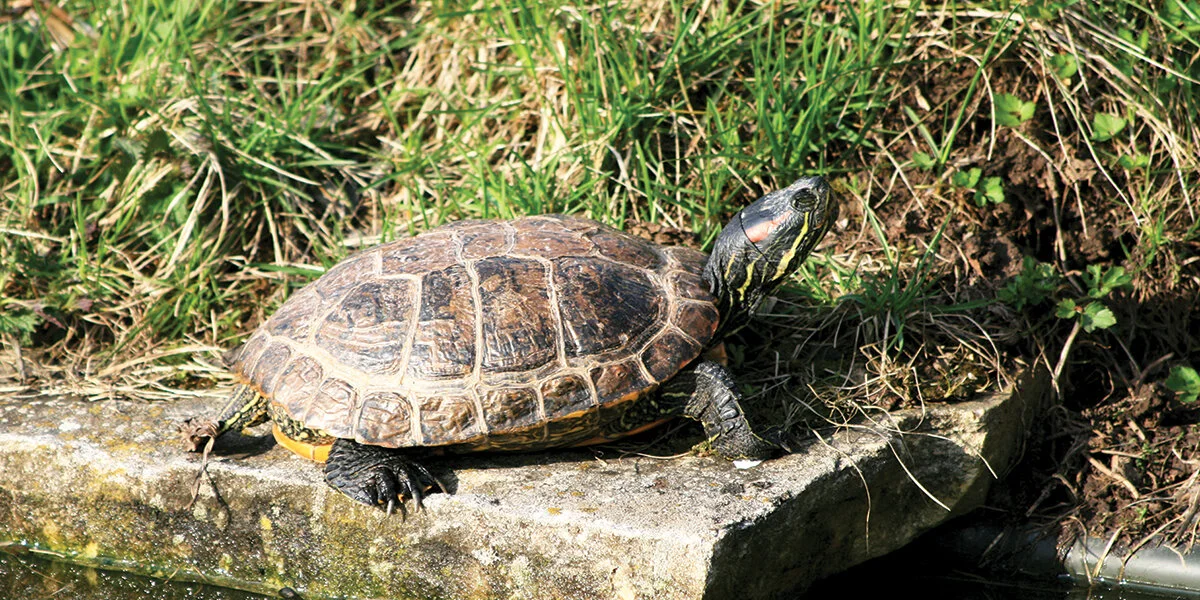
[324,439,445,516]
[664,361,778,460]
[181,384,270,451]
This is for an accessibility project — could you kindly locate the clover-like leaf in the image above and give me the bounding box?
[995,93,1035,127]
[1084,265,1133,299]
[1166,366,1200,404]
[997,257,1061,311]
[1080,302,1117,332]
[974,177,1005,206]
[1118,154,1150,169]
[1050,53,1078,80]
[1092,113,1127,142]
[952,167,981,189]
[912,152,936,171]
[1056,298,1079,319]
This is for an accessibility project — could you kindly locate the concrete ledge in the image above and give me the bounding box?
[0,366,1048,599]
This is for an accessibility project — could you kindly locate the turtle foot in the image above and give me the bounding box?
[324,439,445,517]
[685,361,780,462]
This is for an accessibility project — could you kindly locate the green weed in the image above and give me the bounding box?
[1167,366,1200,404]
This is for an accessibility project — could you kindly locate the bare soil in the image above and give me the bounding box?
[849,55,1200,548]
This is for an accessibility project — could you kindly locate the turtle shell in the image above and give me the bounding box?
[228,215,720,450]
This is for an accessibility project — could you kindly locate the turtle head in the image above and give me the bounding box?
[703,176,836,335]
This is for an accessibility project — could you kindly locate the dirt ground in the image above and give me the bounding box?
[839,58,1200,550]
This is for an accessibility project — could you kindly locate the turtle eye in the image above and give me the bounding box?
[785,176,830,211]
[790,189,817,210]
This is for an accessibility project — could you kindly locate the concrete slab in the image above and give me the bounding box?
[0,366,1048,599]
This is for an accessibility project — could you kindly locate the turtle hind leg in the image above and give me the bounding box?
[324,439,446,516]
[673,360,778,460]
[181,384,270,452]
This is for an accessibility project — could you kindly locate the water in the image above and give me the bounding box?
[0,548,271,600]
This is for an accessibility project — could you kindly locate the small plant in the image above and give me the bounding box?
[1118,153,1150,169]
[1049,53,1078,80]
[1092,112,1127,141]
[974,176,1005,206]
[912,152,937,171]
[0,301,40,346]
[1055,298,1117,333]
[1083,264,1133,299]
[994,93,1035,127]
[1054,265,1132,333]
[952,168,1005,206]
[998,257,1061,310]
[1166,366,1200,404]
[952,167,981,189]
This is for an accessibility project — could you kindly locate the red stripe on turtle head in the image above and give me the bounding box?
[743,209,794,244]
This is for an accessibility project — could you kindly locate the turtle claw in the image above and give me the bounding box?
[372,467,398,505]
[372,467,416,519]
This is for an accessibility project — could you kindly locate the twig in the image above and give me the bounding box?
[1087,456,1140,499]
[6,335,27,383]
[1052,320,1082,398]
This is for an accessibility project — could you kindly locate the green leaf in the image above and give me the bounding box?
[995,93,1035,127]
[912,152,936,170]
[1092,113,1127,142]
[974,177,1005,206]
[1050,53,1078,80]
[952,167,981,189]
[1084,265,1133,299]
[1118,154,1150,169]
[0,308,40,345]
[1166,366,1200,403]
[1080,302,1117,332]
[1056,298,1078,319]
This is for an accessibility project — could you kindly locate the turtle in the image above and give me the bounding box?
[183,176,835,514]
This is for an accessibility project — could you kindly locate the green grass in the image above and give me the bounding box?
[0,0,907,364]
[1,0,1197,426]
